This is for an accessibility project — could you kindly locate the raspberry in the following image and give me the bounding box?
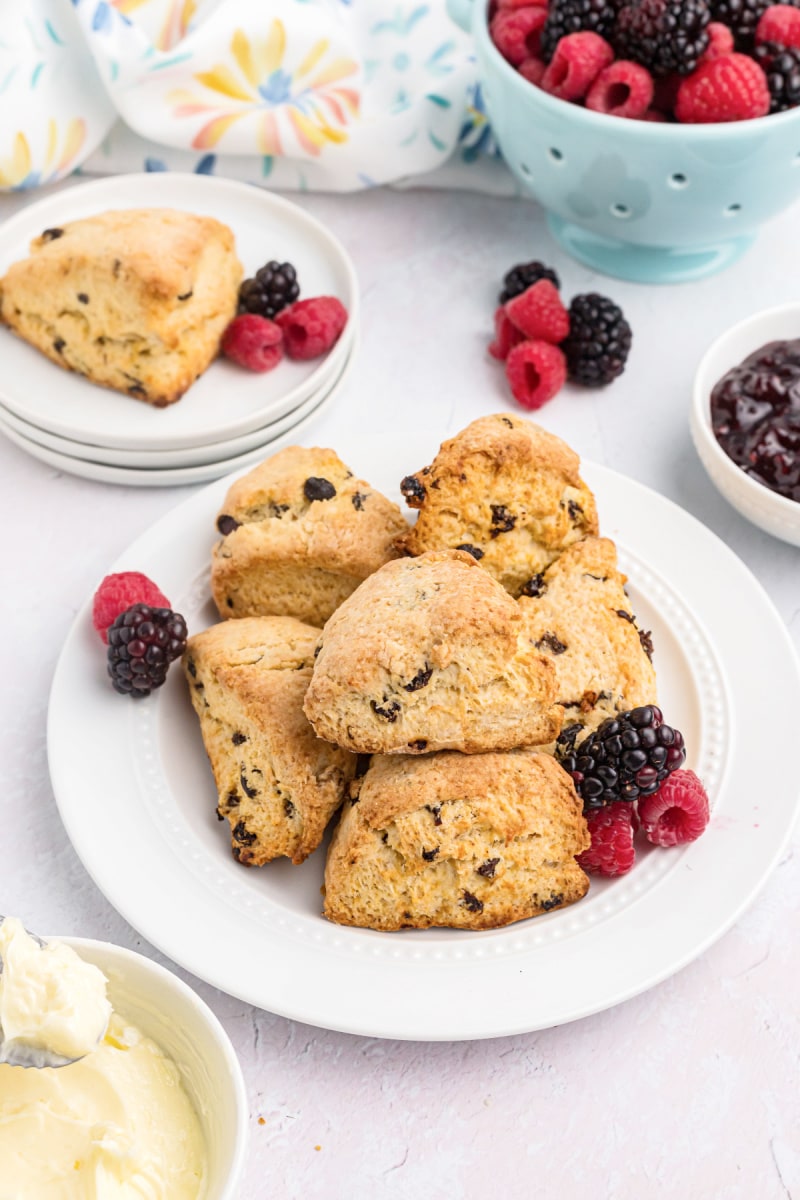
[701,20,736,60]
[541,31,615,99]
[756,3,800,46]
[491,6,548,63]
[237,261,299,319]
[497,0,548,8]
[519,55,547,83]
[92,572,171,645]
[586,60,656,115]
[489,307,525,360]
[275,296,348,361]
[107,604,188,698]
[577,803,636,876]
[652,71,682,110]
[675,52,770,120]
[638,769,710,846]
[505,340,567,410]
[642,105,669,117]
[504,280,570,343]
[221,314,283,372]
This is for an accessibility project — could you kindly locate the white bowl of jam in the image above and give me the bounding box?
[691,302,800,547]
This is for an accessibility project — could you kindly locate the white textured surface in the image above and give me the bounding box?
[2,180,799,1198]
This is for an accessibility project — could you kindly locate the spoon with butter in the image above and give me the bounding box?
[0,916,111,1068]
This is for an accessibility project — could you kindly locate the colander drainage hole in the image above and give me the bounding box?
[611,202,631,219]
[519,162,532,177]
[668,172,688,188]
[724,203,742,215]
[549,147,564,163]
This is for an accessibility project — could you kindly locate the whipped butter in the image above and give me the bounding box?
[0,921,207,1199]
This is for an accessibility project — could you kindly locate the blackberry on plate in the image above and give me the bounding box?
[614,0,711,76]
[754,42,800,111]
[562,293,632,387]
[237,261,299,319]
[541,0,621,62]
[107,603,187,698]
[499,260,561,305]
[709,0,767,48]
[556,705,686,810]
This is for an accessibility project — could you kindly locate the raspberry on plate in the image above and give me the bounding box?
[221,314,283,372]
[491,6,548,64]
[675,52,770,120]
[489,306,526,360]
[92,572,171,644]
[586,60,655,116]
[756,3,800,49]
[505,340,567,409]
[107,603,188,698]
[638,769,710,846]
[578,803,636,876]
[275,296,348,361]
[541,31,615,100]
[504,279,570,343]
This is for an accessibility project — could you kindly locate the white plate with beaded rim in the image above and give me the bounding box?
[47,432,800,1041]
[0,173,357,452]
[0,337,355,487]
[0,326,359,469]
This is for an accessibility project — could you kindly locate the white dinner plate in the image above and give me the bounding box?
[0,173,357,451]
[0,338,355,487]
[0,325,359,469]
[47,433,800,1041]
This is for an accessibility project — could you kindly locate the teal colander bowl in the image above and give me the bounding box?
[449,0,800,282]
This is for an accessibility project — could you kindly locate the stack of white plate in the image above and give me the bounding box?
[0,173,359,486]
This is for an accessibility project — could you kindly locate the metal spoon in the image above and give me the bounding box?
[0,918,99,1069]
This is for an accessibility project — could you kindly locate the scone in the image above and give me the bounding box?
[303,549,563,755]
[395,413,598,596]
[0,208,242,406]
[211,446,408,627]
[518,536,657,732]
[324,750,590,930]
[183,617,355,866]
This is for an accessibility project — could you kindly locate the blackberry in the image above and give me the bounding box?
[709,0,767,48]
[556,706,686,810]
[499,260,560,305]
[541,0,620,62]
[614,0,711,76]
[562,293,632,387]
[754,42,800,111]
[107,603,187,698]
[237,261,299,319]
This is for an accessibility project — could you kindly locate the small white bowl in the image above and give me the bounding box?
[61,937,248,1200]
[691,302,800,547]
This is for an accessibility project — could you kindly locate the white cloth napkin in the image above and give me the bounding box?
[0,0,518,195]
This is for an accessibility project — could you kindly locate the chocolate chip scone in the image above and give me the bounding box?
[211,446,408,627]
[183,617,355,866]
[0,208,242,406]
[303,549,563,755]
[324,750,589,930]
[518,536,657,733]
[395,413,598,597]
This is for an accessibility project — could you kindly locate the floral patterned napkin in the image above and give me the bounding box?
[0,0,515,194]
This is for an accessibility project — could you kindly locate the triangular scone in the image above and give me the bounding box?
[395,413,598,597]
[324,750,590,930]
[303,549,563,754]
[211,445,409,627]
[0,209,241,405]
[518,536,657,732]
[183,617,355,866]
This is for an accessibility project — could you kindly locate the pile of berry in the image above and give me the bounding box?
[556,705,711,875]
[222,258,348,373]
[93,572,188,698]
[490,0,800,121]
[490,260,632,408]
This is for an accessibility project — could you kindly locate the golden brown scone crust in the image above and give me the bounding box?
[395,413,598,596]
[0,208,241,405]
[183,617,355,866]
[519,536,657,732]
[303,549,563,754]
[323,750,590,930]
[211,446,408,626]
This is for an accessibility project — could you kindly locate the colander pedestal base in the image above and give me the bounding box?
[546,213,755,284]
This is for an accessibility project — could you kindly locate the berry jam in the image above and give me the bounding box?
[710,339,800,503]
